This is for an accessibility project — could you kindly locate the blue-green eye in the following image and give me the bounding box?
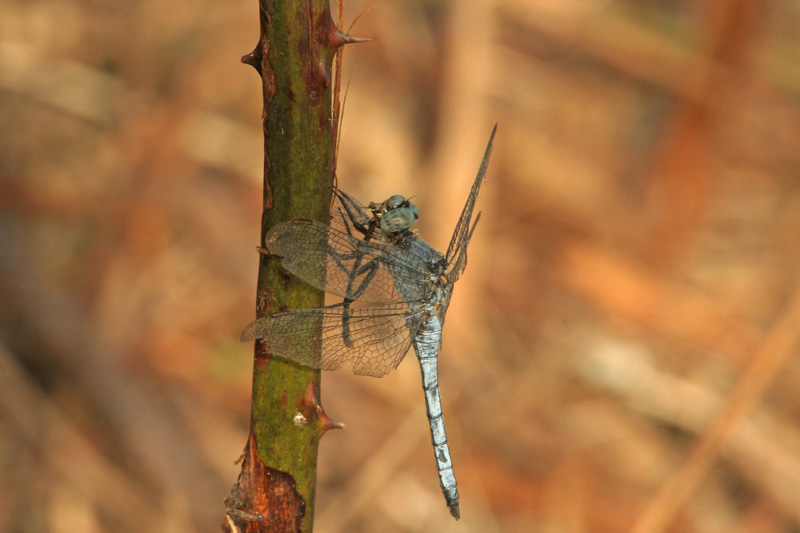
[383,195,406,211]
[380,206,419,233]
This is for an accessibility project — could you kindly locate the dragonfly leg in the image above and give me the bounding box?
[332,188,378,239]
[340,255,381,346]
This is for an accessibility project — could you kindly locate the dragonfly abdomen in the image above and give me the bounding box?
[414,315,460,519]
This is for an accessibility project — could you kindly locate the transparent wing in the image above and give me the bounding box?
[266,219,435,303]
[444,124,496,283]
[446,212,481,286]
[240,302,424,377]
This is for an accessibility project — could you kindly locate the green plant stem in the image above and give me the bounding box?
[225,1,346,531]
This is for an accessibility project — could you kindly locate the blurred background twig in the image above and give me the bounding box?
[2,0,800,532]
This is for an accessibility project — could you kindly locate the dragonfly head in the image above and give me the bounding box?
[379,204,419,233]
[369,195,420,235]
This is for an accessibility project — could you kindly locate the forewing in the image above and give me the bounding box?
[266,220,434,303]
[447,212,480,284]
[444,124,496,282]
[240,303,424,377]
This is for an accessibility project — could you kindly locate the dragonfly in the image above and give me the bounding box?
[241,125,496,519]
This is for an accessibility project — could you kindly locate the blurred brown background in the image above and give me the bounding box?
[3,0,800,531]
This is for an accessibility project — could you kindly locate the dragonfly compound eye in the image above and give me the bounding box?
[383,194,407,211]
[380,206,419,233]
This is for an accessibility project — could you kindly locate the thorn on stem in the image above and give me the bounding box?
[298,382,345,436]
[318,409,345,435]
[241,42,263,74]
[328,25,372,49]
